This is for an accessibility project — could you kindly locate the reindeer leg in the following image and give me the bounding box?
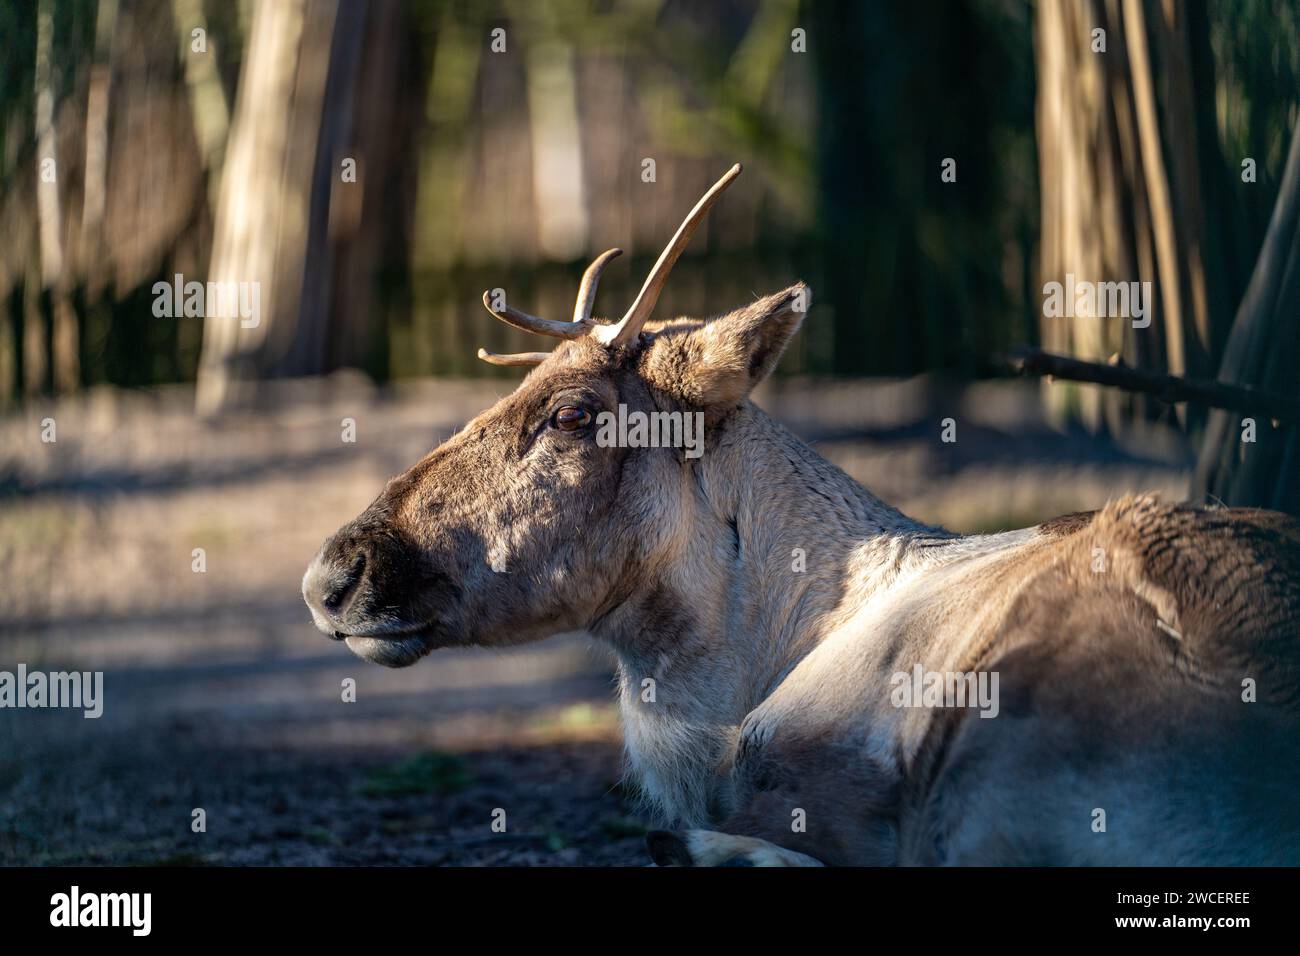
[645,830,824,867]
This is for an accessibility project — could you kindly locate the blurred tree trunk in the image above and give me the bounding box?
[195,0,411,412]
[33,0,78,394]
[306,0,420,382]
[267,0,417,380]
[1193,124,1300,515]
[22,254,47,396]
[0,295,14,404]
[195,0,335,413]
[1034,0,1223,433]
[80,0,119,301]
[172,0,230,211]
[261,0,365,380]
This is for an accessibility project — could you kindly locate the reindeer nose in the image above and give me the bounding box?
[303,548,367,633]
[320,555,363,612]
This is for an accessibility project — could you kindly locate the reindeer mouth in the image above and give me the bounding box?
[343,630,435,668]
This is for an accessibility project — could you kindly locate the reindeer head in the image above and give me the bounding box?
[302,165,807,666]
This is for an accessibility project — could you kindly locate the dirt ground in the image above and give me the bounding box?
[0,373,1189,865]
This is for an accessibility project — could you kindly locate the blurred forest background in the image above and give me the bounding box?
[1,0,1299,508]
[3,0,1300,867]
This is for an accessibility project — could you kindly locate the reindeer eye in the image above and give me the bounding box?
[552,405,591,432]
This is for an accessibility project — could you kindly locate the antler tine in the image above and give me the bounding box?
[593,164,742,348]
[477,348,549,367]
[474,166,739,365]
[475,249,622,369]
[480,291,592,339]
[572,248,623,324]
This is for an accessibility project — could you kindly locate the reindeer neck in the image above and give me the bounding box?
[589,401,944,824]
[691,402,940,667]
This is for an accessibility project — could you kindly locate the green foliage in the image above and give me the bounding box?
[357,752,472,798]
[1207,0,1300,310]
[1211,0,1300,174]
[598,814,648,838]
[808,0,1040,376]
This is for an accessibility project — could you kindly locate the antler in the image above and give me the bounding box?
[479,291,592,339]
[476,349,554,366]
[475,249,622,365]
[573,247,623,324]
[476,164,742,366]
[592,163,741,348]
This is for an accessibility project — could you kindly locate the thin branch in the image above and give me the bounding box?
[1004,347,1300,426]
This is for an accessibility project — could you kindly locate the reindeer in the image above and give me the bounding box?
[303,166,1300,865]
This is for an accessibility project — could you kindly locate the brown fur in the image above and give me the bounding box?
[1036,509,1096,536]
[896,498,1300,865]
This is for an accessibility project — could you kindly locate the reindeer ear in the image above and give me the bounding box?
[647,283,809,411]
